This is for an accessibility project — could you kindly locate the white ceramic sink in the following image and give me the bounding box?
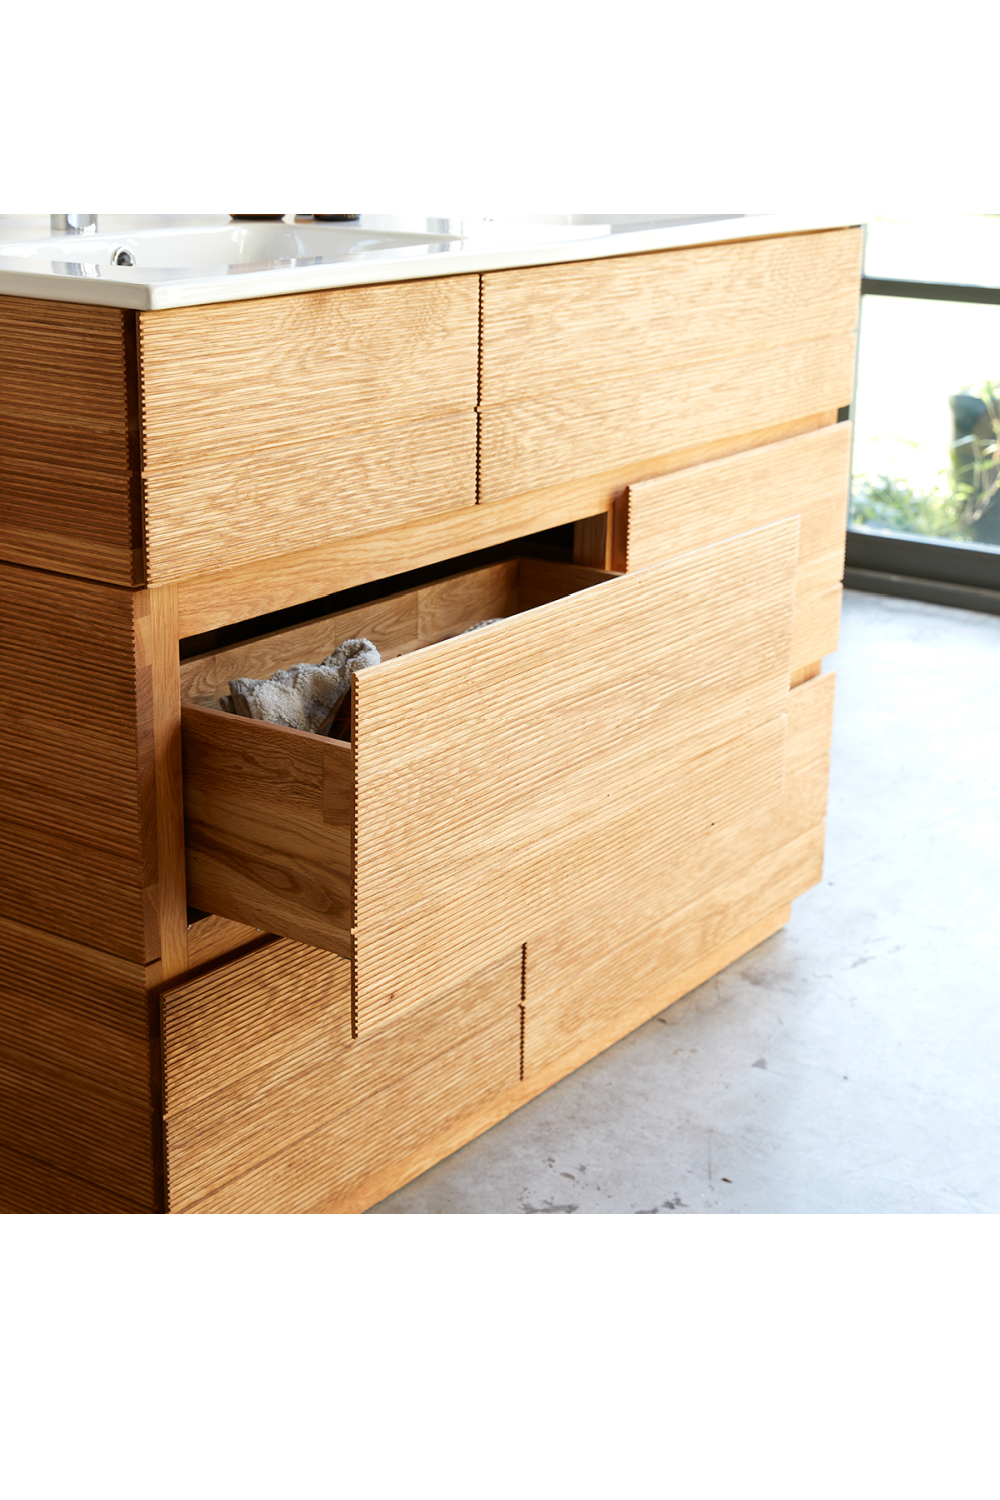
[0,222,464,270]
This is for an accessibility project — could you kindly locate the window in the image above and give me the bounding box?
[844,215,1000,616]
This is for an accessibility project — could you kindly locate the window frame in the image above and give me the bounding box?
[845,274,1000,618]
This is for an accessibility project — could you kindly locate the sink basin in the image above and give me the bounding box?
[0,221,465,271]
[0,211,812,312]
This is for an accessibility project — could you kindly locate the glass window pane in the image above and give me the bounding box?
[850,294,1000,549]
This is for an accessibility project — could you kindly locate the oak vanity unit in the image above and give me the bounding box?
[0,222,862,1213]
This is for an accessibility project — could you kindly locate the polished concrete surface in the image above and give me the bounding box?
[370,591,1000,1214]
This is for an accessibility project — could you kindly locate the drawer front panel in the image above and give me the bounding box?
[627,423,851,673]
[481,229,862,405]
[523,671,836,1074]
[353,519,800,1032]
[162,941,521,1214]
[183,526,799,1035]
[143,410,477,585]
[479,336,855,504]
[479,229,862,501]
[524,823,825,1078]
[137,275,479,584]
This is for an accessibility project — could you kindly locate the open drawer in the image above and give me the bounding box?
[181,518,800,1034]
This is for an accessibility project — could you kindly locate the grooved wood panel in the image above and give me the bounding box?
[626,424,851,673]
[788,671,836,769]
[182,531,798,1027]
[0,295,141,585]
[791,582,842,667]
[137,277,479,584]
[524,823,825,1076]
[0,564,158,962]
[0,1140,151,1214]
[353,523,799,1031]
[181,558,522,946]
[143,411,478,584]
[0,455,140,586]
[0,295,132,468]
[162,942,521,1214]
[522,673,835,996]
[347,905,790,1214]
[626,424,851,574]
[480,229,863,404]
[0,915,159,1210]
[138,276,479,464]
[172,411,832,639]
[478,335,857,503]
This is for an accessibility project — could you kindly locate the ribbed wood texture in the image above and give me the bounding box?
[0,296,141,585]
[0,564,158,962]
[525,825,823,1076]
[479,229,862,502]
[0,915,159,1212]
[162,942,521,1214]
[353,523,799,1031]
[137,277,479,583]
[171,412,835,639]
[627,423,852,672]
[524,672,835,1073]
[181,532,798,1027]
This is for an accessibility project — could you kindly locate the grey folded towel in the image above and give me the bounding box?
[222,638,380,733]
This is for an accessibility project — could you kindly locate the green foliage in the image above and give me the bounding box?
[849,473,972,539]
[852,378,1000,541]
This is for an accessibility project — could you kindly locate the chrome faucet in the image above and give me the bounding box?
[50,214,97,234]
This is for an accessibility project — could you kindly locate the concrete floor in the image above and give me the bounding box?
[369,590,1000,1214]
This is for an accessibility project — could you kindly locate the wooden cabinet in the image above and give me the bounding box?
[181,529,798,1036]
[0,225,862,1213]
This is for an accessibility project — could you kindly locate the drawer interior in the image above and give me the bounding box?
[179,552,612,722]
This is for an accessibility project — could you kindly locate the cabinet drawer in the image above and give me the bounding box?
[626,423,851,673]
[479,229,861,502]
[183,520,799,1034]
[162,939,522,1214]
[137,275,479,584]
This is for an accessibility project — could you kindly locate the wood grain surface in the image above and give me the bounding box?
[479,334,856,503]
[521,670,835,1072]
[179,559,519,707]
[137,276,479,583]
[0,914,160,1212]
[180,531,797,1026]
[0,564,159,962]
[626,423,851,673]
[143,411,478,584]
[183,708,355,956]
[524,823,824,1075]
[162,941,521,1214]
[352,523,799,1031]
[138,276,479,464]
[322,905,790,1214]
[480,229,863,404]
[478,228,861,503]
[172,411,832,638]
[0,296,142,585]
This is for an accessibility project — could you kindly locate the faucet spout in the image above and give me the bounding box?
[51,214,98,234]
